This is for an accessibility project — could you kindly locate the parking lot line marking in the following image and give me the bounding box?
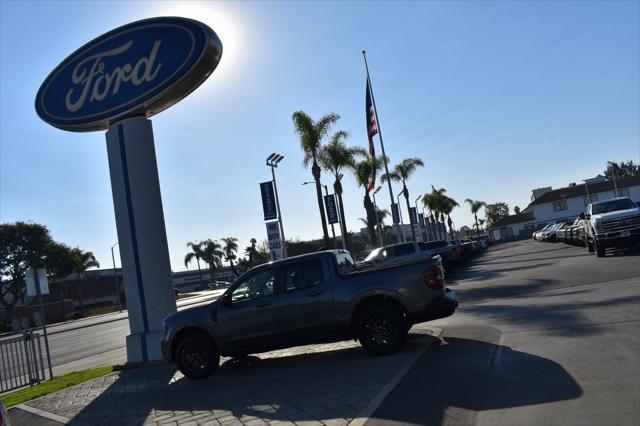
[348,327,443,426]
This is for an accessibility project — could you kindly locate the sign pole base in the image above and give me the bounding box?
[106,116,176,363]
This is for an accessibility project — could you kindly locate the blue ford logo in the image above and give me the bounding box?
[35,17,222,132]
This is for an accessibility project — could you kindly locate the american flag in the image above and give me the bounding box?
[366,77,378,192]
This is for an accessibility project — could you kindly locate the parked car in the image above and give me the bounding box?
[533,224,552,241]
[358,242,436,269]
[541,221,569,242]
[584,197,640,257]
[161,249,457,379]
[421,240,463,269]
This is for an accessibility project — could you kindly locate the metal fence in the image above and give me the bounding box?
[0,330,47,393]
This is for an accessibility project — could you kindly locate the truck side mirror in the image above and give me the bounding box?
[220,292,232,306]
[579,213,585,220]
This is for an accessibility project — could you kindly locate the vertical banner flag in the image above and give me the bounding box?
[324,194,339,224]
[260,181,278,221]
[391,203,400,225]
[266,221,283,260]
[419,213,425,227]
[409,207,418,224]
[365,77,378,192]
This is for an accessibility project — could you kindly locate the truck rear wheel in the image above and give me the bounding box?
[357,306,407,355]
[175,332,219,379]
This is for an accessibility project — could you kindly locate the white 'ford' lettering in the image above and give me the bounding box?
[65,40,163,112]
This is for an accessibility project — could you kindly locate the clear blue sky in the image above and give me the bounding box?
[1,0,638,271]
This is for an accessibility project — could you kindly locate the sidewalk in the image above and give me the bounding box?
[8,325,439,426]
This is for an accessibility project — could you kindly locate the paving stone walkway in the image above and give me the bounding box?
[22,327,434,426]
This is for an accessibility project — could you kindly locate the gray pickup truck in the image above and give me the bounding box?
[161,249,457,379]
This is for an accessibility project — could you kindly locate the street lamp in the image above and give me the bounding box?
[266,153,287,258]
[110,242,123,311]
[302,181,339,248]
[414,195,422,242]
[373,186,383,247]
[396,192,407,242]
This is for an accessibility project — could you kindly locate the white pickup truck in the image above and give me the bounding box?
[583,197,640,257]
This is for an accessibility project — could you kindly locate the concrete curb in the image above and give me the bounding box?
[348,327,443,426]
[13,403,92,426]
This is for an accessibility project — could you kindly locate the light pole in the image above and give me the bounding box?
[110,242,123,312]
[266,153,287,258]
[414,195,423,242]
[396,192,407,242]
[373,186,383,247]
[421,206,431,241]
[303,181,338,248]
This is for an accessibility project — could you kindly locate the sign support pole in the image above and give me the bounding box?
[106,116,177,363]
[33,270,53,379]
[271,165,287,258]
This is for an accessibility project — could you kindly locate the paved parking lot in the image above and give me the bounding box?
[10,240,640,426]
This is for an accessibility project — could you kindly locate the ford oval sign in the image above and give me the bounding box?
[35,17,222,132]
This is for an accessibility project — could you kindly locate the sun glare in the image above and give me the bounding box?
[150,1,246,88]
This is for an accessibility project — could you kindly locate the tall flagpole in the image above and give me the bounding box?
[363,50,398,241]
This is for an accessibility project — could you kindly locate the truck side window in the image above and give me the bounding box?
[393,244,416,257]
[285,261,323,291]
[230,270,275,303]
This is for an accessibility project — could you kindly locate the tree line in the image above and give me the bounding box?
[0,222,99,326]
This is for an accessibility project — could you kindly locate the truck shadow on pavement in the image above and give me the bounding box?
[53,333,433,425]
[368,325,583,426]
[51,326,585,426]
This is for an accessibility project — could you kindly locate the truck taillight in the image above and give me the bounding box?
[424,266,445,290]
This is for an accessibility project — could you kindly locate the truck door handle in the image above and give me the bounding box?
[307,290,324,297]
[256,301,272,308]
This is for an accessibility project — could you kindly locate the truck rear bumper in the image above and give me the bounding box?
[409,290,458,324]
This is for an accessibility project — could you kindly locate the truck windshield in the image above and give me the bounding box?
[591,198,636,214]
[334,251,357,274]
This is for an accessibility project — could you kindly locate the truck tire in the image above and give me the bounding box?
[357,305,407,355]
[594,239,605,257]
[586,239,595,253]
[175,331,219,379]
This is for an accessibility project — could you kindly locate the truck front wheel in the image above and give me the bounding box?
[357,306,407,355]
[586,238,595,253]
[594,239,605,257]
[175,332,219,379]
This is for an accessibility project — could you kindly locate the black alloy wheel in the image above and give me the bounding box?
[175,333,219,379]
[358,307,406,355]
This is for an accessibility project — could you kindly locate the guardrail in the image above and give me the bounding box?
[0,330,47,393]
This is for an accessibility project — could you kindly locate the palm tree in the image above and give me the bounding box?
[184,241,204,281]
[441,195,459,239]
[71,248,99,313]
[200,239,223,281]
[221,237,239,277]
[244,238,257,264]
[292,111,340,247]
[317,130,367,250]
[422,187,448,240]
[382,158,424,241]
[465,199,487,237]
[350,153,388,247]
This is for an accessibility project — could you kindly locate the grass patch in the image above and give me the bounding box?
[1,366,114,408]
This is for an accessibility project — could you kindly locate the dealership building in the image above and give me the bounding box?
[490,174,640,240]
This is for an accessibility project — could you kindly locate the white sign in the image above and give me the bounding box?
[266,221,283,260]
[25,268,49,297]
